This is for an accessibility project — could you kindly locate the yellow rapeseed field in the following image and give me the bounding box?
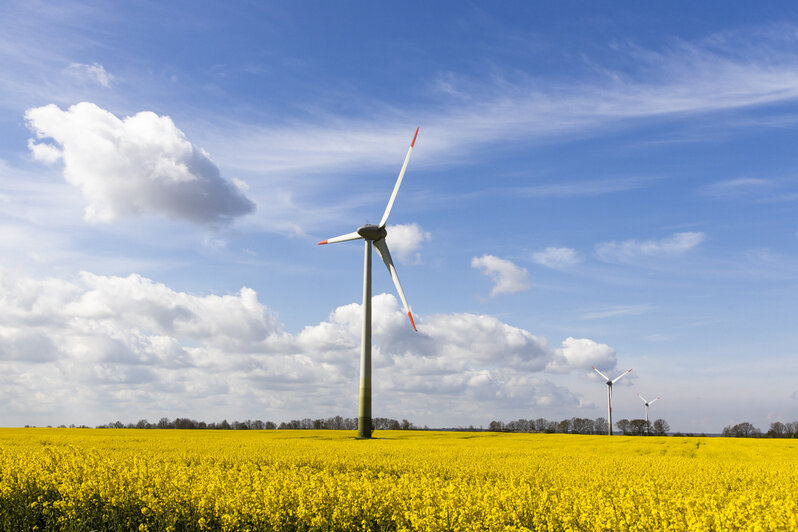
[0,428,795,531]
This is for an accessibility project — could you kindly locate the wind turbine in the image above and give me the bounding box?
[592,367,632,435]
[637,393,660,435]
[318,127,419,439]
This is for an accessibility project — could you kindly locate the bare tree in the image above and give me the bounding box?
[570,417,594,435]
[615,419,631,435]
[652,419,669,436]
[768,422,786,438]
[629,419,648,436]
[508,419,531,432]
[722,422,761,438]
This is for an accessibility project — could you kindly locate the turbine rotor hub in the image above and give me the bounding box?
[357,224,387,241]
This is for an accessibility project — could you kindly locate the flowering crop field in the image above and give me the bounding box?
[0,429,796,531]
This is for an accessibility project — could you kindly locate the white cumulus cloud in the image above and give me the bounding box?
[26,138,62,164]
[595,232,705,263]
[547,337,617,373]
[532,246,580,269]
[386,223,431,264]
[471,254,530,296]
[25,102,255,224]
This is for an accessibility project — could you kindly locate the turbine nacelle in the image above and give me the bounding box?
[637,393,660,407]
[357,224,388,241]
[593,366,633,385]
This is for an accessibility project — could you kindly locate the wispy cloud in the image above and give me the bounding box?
[579,305,656,320]
[0,3,113,111]
[204,27,798,181]
[177,26,798,239]
[64,62,114,88]
[596,232,706,263]
[532,247,580,269]
[513,177,653,198]
[700,177,798,202]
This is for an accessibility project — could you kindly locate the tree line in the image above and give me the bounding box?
[36,417,798,437]
[722,421,798,438]
[615,418,670,436]
[487,417,670,436]
[91,416,420,431]
[489,417,607,434]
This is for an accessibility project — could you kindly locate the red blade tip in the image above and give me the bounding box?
[411,127,419,148]
[318,240,328,245]
[408,311,417,331]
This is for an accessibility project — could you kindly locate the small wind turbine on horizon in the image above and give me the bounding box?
[592,366,632,436]
[637,393,660,435]
[318,127,420,440]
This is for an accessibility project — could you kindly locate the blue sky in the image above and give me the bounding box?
[1,1,798,432]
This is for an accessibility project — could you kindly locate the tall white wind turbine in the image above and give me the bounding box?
[637,393,660,435]
[592,367,632,435]
[318,127,420,439]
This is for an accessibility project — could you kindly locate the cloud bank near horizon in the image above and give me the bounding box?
[0,267,617,425]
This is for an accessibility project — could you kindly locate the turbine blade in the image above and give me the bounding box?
[318,231,363,245]
[650,397,660,405]
[592,366,610,381]
[373,238,417,331]
[379,127,419,228]
[612,368,633,384]
[637,393,648,404]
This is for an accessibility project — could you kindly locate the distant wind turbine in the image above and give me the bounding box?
[592,367,632,435]
[637,393,660,435]
[318,127,420,439]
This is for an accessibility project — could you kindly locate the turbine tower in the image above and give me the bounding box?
[592,367,632,435]
[637,393,660,435]
[318,127,419,439]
